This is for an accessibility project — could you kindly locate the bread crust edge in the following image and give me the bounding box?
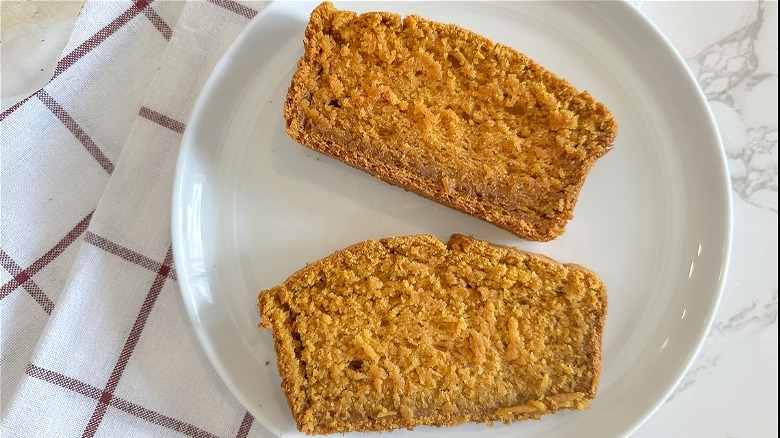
[257,234,607,434]
[282,2,617,243]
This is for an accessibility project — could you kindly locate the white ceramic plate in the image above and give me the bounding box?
[172,2,731,437]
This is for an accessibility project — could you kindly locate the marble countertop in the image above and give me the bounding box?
[634,2,778,437]
[2,1,777,437]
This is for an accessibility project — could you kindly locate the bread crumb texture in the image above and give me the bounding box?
[258,234,607,434]
[284,2,618,241]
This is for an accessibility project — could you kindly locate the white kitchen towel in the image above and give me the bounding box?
[1,1,274,436]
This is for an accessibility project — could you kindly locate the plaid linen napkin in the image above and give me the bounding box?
[1,1,275,436]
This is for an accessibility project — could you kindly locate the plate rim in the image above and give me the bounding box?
[171,1,733,437]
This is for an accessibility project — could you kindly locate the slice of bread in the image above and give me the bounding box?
[258,234,607,434]
[284,2,617,241]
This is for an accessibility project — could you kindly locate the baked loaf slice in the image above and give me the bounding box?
[284,3,617,241]
[258,234,607,434]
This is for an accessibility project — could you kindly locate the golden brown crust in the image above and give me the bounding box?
[258,234,607,434]
[284,2,617,242]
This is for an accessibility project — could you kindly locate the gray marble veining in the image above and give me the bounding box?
[715,286,779,332]
[688,0,778,212]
